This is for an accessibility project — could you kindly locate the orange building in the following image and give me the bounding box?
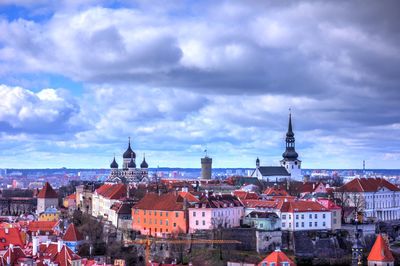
[132,193,189,237]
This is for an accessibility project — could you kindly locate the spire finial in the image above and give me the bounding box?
[128,136,131,145]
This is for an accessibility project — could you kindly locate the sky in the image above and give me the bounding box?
[0,0,399,169]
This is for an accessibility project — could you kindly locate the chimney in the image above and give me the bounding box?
[9,243,13,251]
[46,240,51,248]
[57,239,63,253]
[6,255,10,266]
[284,198,288,202]
[32,236,38,256]
[5,228,8,234]
[312,183,315,190]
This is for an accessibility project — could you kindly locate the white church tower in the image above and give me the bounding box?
[280,112,302,181]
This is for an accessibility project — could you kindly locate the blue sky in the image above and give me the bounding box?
[0,0,399,169]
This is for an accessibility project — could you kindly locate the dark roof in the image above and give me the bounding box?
[247,211,279,219]
[110,157,118,168]
[123,140,136,159]
[128,157,136,168]
[197,194,243,208]
[235,177,263,187]
[37,182,58,199]
[140,156,148,168]
[258,166,290,177]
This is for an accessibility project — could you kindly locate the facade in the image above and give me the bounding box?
[37,182,58,214]
[91,184,127,220]
[188,194,244,233]
[109,201,134,230]
[336,177,400,221]
[311,199,342,231]
[75,184,94,214]
[280,201,332,231]
[38,207,60,222]
[107,138,149,184]
[132,193,189,237]
[243,212,281,231]
[252,113,302,181]
[367,234,394,266]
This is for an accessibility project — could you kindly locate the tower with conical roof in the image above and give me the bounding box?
[280,112,302,181]
[367,234,394,266]
[37,182,58,214]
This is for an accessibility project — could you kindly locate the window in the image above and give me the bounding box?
[202,212,205,217]
[260,223,263,228]
[314,214,317,219]
[309,214,312,219]
[309,222,312,227]
[144,218,146,224]
[196,220,199,225]
[193,212,196,217]
[296,222,299,227]
[289,223,292,227]
[315,222,317,227]
[160,220,162,225]
[301,222,304,227]
[289,214,291,219]
[323,222,326,227]
[296,214,299,219]
[144,210,146,215]
[282,215,286,219]
[166,220,169,226]
[173,223,176,227]
[333,212,336,217]
[282,222,286,227]
[166,212,169,217]
[175,212,179,218]
[154,211,157,216]
[160,212,163,217]
[202,220,205,226]
[333,219,337,224]
[301,214,304,219]
[323,214,326,219]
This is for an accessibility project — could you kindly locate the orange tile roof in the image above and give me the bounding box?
[258,249,296,266]
[66,193,76,200]
[263,187,289,197]
[63,224,83,242]
[95,184,126,200]
[339,178,400,192]
[368,234,394,262]
[233,190,259,200]
[0,228,25,250]
[37,182,58,198]
[241,199,280,209]
[53,245,81,266]
[133,193,186,211]
[280,200,328,212]
[1,246,26,265]
[27,221,59,233]
[178,192,200,203]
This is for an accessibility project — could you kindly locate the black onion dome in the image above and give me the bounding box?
[123,139,136,159]
[282,149,298,160]
[110,157,118,168]
[256,157,260,164]
[140,157,148,168]
[128,157,136,168]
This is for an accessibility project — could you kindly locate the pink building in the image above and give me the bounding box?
[188,194,244,233]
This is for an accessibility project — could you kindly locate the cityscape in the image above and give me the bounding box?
[0,1,400,266]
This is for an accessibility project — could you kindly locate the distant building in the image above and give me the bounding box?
[36,182,58,214]
[200,155,212,180]
[107,138,149,184]
[252,113,302,181]
[243,212,281,231]
[336,177,400,221]
[367,234,394,266]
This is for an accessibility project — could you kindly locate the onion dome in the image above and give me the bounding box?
[110,156,118,169]
[128,157,136,169]
[140,155,148,168]
[256,157,260,164]
[123,138,136,159]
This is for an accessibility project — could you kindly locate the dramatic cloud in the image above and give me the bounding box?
[0,0,399,168]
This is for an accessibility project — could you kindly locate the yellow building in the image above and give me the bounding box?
[38,207,60,221]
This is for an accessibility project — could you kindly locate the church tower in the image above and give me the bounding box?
[123,137,136,169]
[280,112,302,181]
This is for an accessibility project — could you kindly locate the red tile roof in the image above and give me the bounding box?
[263,187,289,197]
[1,246,26,265]
[280,200,328,213]
[95,184,126,200]
[241,199,280,209]
[0,228,25,250]
[53,245,81,266]
[37,182,58,199]
[27,221,59,234]
[258,249,296,266]
[66,193,76,200]
[133,193,186,211]
[63,224,83,242]
[339,178,400,192]
[368,234,394,262]
[178,192,200,203]
[233,190,259,200]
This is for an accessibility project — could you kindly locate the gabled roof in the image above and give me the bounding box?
[300,182,326,193]
[0,245,26,265]
[339,178,400,193]
[37,182,58,199]
[27,221,59,234]
[53,245,81,266]
[263,186,289,197]
[133,193,186,211]
[178,191,200,203]
[233,190,259,200]
[241,199,281,209]
[110,201,134,215]
[280,200,328,213]
[63,224,83,242]
[95,184,126,200]
[258,249,296,266]
[258,166,290,177]
[247,211,279,219]
[196,194,243,208]
[0,228,24,250]
[368,234,394,262]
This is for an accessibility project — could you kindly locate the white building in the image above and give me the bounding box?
[188,194,244,233]
[252,113,302,181]
[336,177,400,221]
[279,200,332,231]
[91,183,126,220]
